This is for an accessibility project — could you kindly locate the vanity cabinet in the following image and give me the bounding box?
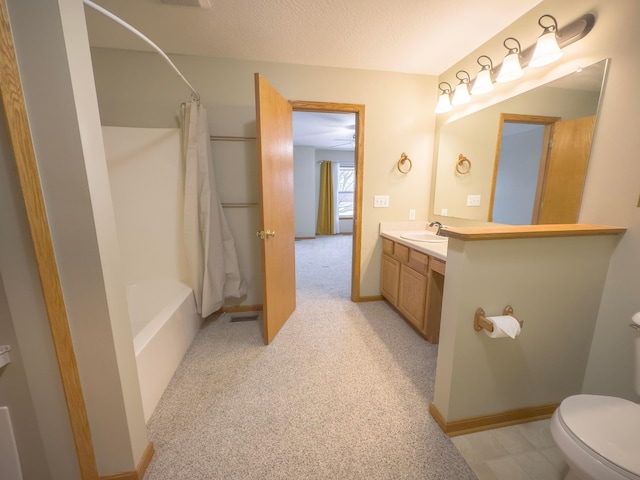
[381,238,445,343]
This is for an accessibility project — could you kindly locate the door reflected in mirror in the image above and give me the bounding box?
[433,59,608,224]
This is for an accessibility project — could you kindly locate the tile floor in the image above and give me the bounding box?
[451,419,569,480]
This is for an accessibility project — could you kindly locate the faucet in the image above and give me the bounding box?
[429,221,444,236]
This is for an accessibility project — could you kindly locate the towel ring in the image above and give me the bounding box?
[397,152,412,174]
[456,154,471,175]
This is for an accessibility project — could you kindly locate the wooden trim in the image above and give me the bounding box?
[0,2,99,478]
[100,442,155,480]
[353,295,383,302]
[441,223,626,241]
[429,402,559,437]
[295,236,316,240]
[289,101,365,303]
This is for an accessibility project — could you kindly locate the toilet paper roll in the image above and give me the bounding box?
[484,315,521,339]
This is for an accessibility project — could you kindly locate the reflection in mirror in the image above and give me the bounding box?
[433,59,608,224]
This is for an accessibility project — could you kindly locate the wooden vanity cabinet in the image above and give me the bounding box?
[381,238,445,343]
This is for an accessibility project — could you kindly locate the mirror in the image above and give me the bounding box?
[433,59,608,224]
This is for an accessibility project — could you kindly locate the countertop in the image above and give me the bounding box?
[379,222,448,261]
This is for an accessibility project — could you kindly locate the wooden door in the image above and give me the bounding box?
[254,73,296,344]
[537,116,596,224]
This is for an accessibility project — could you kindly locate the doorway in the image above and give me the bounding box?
[292,111,356,298]
[290,101,365,302]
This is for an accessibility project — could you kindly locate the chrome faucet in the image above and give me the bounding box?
[429,221,444,236]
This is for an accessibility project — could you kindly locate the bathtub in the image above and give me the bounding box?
[127,278,202,422]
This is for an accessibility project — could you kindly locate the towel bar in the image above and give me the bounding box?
[474,305,523,333]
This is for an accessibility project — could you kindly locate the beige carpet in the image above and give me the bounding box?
[144,235,476,479]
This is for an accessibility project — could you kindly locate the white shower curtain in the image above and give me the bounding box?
[181,101,246,317]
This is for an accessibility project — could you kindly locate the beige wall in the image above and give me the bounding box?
[0,97,74,480]
[90,49,437,299]
[432,0,640,412]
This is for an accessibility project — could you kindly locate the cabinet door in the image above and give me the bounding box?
[381,254,400,305]
[398,264,428,331]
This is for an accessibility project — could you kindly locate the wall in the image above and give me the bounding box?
[7,0,148,475]
[432,0,640,411]
[433,234,620,421]
[0,100,75,479]
[90,49,437,299]
[294,146,317,238]
[103,127,188,286]
[492,126,544,224]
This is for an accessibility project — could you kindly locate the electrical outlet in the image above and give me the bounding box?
[409,209,416,220]
[441,208,448,216]
[373,195,390,208]
[466,194,481,207]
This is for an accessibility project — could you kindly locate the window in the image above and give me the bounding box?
[337,165,355,218]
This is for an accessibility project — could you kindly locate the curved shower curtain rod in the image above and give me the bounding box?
[83,0,201,103]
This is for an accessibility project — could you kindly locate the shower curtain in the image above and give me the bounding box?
[181,101,246,317]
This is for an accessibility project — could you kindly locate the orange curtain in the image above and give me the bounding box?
[316,161,334,235]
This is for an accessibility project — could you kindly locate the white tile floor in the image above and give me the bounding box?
[451,419,569,480]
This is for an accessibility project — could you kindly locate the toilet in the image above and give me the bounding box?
[550,312,640,480]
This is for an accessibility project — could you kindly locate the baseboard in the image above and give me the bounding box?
[429,402,559,437]
[100,442,154,480]
[295,236,316,240]
[353,295,383,302]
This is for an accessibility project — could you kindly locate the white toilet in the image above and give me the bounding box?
[550,312,640,480]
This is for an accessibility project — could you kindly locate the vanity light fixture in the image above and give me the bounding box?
[435,82,453,113]
[496,37,523,83]
[529,14,563,67]
[451,71,472,105]
[433,13,595,114]
[470,56,494,95]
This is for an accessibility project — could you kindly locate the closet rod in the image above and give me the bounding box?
[83,0,200,103]
[210,135,256,142]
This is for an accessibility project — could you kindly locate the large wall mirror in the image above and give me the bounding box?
[433,59,609,224]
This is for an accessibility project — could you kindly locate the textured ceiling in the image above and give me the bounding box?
[84,0,544,150]
[84,0,543,76]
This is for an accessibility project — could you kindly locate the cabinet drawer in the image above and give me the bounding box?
[393,243,409,263]
[382,238,394,256]
[408,249,429,275]
[430,258,446,275]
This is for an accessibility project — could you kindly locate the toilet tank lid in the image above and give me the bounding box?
[560,395,640,477]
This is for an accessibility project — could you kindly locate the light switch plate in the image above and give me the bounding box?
[373,195,390,208]
[466,194,481,207]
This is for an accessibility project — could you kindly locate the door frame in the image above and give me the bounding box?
[289,101,365,302]
[488,113,560,223]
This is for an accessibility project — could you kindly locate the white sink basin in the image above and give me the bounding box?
[400,232,448,243]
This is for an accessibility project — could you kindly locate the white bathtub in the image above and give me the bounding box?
[127,278,202,422]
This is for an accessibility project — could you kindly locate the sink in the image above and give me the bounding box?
[400,232,448,243]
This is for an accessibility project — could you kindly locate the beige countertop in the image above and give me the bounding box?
[379,222,448,261]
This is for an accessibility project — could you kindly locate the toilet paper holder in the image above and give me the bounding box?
[474,305,523,333]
